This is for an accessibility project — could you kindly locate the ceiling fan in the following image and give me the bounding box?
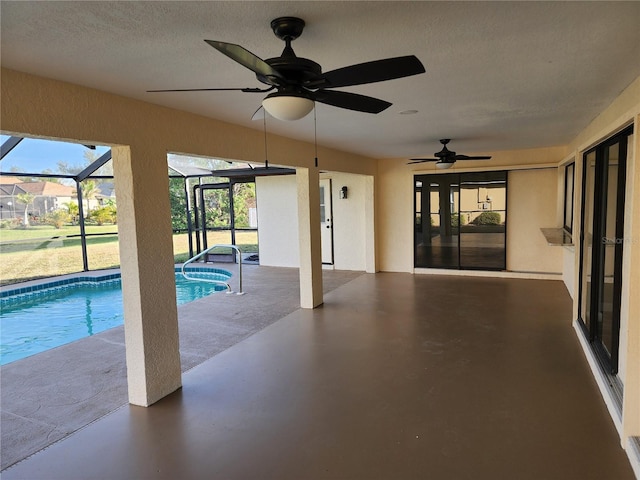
[148,16,425,121]
[408,139,492,169]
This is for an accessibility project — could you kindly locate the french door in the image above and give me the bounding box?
[578,126,633,374]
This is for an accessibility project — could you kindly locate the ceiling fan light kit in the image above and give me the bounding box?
[148,16,425,121]
[262,91,315,121]
[436,161,454,169]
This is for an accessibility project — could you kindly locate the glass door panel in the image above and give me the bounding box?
[414,175,459,268]
[599,144,619,358]
[579,151,596,334]
[459,171,507,270]
[425,176,459,268]
[578,126,631,374]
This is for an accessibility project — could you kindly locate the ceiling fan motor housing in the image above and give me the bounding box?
[257,17,324,87]
[270,17,306,41]
[258,57,322,86]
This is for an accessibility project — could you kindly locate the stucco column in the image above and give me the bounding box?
[296,167,324,308]
[112,145,182,407]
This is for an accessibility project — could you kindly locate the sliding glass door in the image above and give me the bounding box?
[578,126,632,374]
[414,171,507,270]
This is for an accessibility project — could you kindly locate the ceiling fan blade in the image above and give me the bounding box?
[313,55,425,89]
[147,87,274,93]
[454,155,492,160]
[408,158,439,164]
[204,40,284,82]
[312,90,391,113]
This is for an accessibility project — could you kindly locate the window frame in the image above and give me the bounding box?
[563,162,575,234]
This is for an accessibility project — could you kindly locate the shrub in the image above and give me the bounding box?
[450,213,468,227]
[471,211,502,225]
[43,209,72,229]
[90,205,117,225]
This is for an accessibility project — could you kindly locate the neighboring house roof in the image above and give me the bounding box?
[0,176,24,184]
[18,181,76,197]
[97,182,116,198]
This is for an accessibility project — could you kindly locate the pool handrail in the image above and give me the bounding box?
[181,244,245,295]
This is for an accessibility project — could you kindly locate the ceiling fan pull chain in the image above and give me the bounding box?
[263,112,269,169]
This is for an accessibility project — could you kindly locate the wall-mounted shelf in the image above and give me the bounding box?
[540,228,573,246]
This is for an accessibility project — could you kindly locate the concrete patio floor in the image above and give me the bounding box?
[1,264,363,471]
[1,272,635,479]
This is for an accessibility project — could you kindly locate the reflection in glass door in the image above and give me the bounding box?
[578,126,632,374]
[459,172,507,270]
[414,171,506,270]
[414,176,460,268]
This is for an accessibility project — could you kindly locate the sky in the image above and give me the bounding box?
[0,135,110,175]
[0,136,247,177]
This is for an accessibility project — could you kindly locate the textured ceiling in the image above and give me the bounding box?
[1,1,640,159]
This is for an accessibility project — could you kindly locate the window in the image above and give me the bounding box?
[563,162,575,233]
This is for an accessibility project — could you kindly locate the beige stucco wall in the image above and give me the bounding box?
[562,247,575,299]
[507,168,563,273]
[322,172,368,271]
[377,146,566,273]
[255,175,299,268]
[256,172,370,271]
[377,158,414,273]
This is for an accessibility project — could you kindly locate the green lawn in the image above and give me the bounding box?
[0,224,117,241]
[0,227,258,286]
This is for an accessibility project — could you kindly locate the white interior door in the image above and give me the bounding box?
[320,179,334,264]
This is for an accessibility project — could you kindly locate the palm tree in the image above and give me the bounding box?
[64,201,79,216]
[63,201,80,224]
[16,192,35,226]
[81,180,98,216]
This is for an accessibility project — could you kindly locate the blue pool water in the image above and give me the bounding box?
[0,269,231,365]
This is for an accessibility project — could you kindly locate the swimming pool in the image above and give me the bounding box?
[0,268,232,365]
